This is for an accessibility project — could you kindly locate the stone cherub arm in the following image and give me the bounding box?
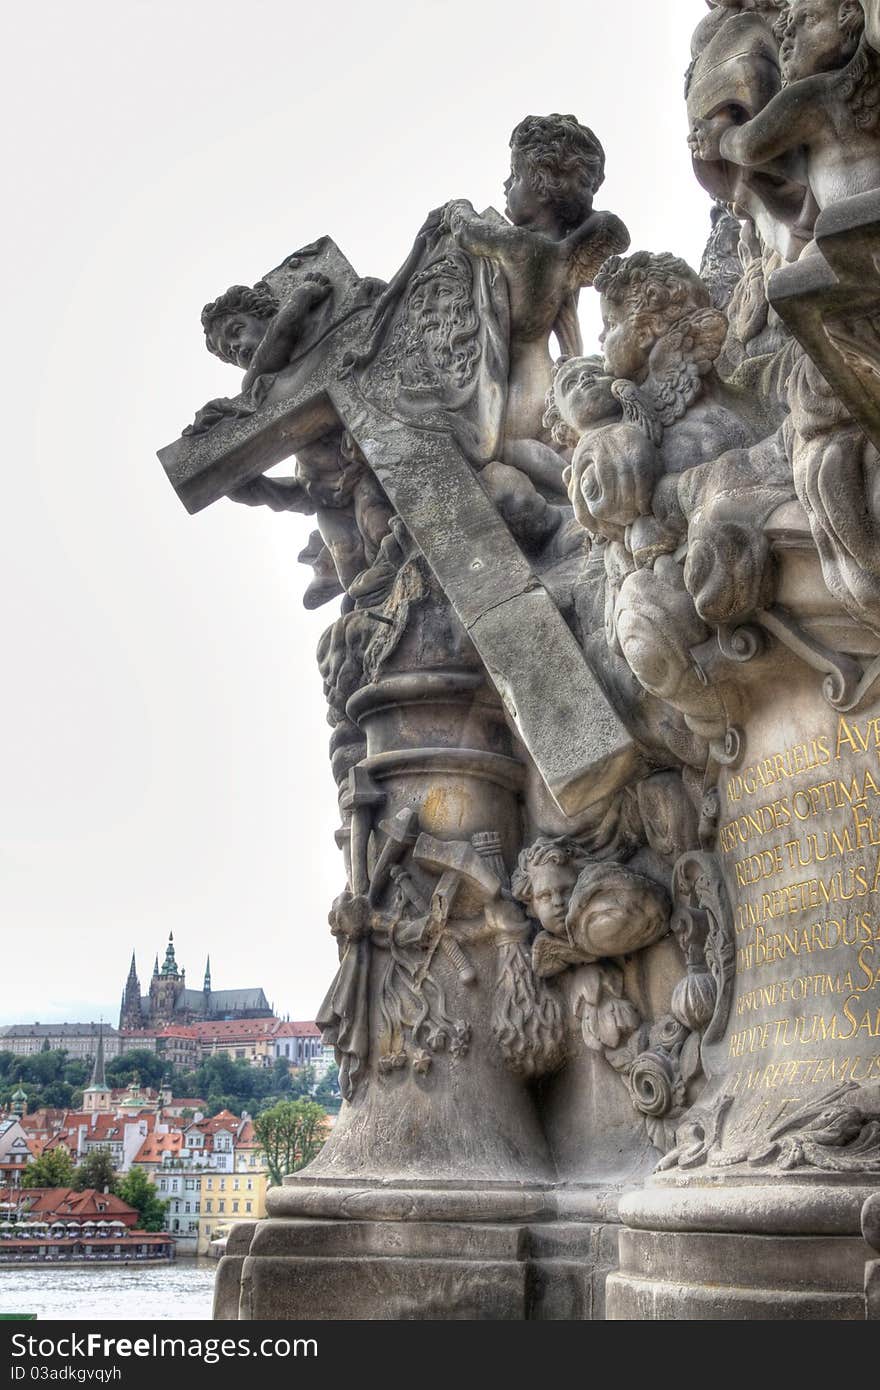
[239,273,332,391]
[440,114,630,440]
[182,274,331,437]
[690,0,880,213]
[444,198,627,300]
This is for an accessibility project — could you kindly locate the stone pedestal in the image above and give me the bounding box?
[608,647,880,1319]
[215,1182,622,1320]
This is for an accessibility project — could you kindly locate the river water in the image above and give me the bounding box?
[0,1259,216,1321]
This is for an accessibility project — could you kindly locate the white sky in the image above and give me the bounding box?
[1,0,710,1025]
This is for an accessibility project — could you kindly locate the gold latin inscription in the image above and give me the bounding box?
[720,715,880,1068]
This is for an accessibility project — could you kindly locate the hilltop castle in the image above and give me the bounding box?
[119,934,273,1030]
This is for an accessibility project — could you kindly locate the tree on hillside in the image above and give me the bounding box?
[314,1064,341,1113]
[73,1147,118,1194]
[40,1082,74,1110]
[271,1057,293,1093]
[288,1066,316,1100]
[254,1099,327,1186]
[22,1148,75,1188]
[106,1050,164,1090]
[63,1059,90,1089]
[116,1168,167,1232]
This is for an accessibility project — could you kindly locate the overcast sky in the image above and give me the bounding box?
[1,0,710,1026]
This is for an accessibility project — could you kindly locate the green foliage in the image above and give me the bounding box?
[314,1063,341,1114]
[271,1057,293,1093]
[116,1167,167,1232]
[168,1054,297,1117]
[0,1047,332,1126]
[253,1099,327,1186]
[106,1049,165,1090]
[288,1066,316,1100]
[22,1148,75,1188]
[73,1147,118,1194]
[0,1050,98,1114]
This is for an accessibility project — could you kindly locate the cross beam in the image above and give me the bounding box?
[158,258,639,816]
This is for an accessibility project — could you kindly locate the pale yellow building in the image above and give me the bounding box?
[197,1169,268,1254]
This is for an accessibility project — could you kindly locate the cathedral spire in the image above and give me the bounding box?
[120,951,143,1031]
[161,932,179,977]
[89,1023,106,1089]
[204,955,211,993]
[153,954,159,978]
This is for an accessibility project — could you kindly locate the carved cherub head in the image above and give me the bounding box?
[778,0,864,83]
[201,282,279,368]
[545,355,621,444]
[511,836,589,938]
[594,251,718,384]
[400,252,480,390]
[505,115,605,234]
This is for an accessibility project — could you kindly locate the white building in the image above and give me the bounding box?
[155,1169,202,1252]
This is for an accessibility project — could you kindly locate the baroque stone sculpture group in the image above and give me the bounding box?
[159,0,880,1319]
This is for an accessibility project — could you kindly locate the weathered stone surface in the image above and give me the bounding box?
[159,17,880,1318]
[219,1214,619,1321]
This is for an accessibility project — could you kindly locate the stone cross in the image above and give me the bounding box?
[158,240,639,817]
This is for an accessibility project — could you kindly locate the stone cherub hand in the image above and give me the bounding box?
[687,111,736,164]
[185,272,334,435]
[712,0,880,218]
[240,271,332,392]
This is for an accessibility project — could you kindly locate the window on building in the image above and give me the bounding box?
[218,1201,225,1213]
[205,1200,212,1213]
[233,1179,239,1191]
[246,1179,253,1191]
[245,1202,252,1214]
[185,1203,190,1214]
[206,1178,212,1191]
[233,1201,239,1214]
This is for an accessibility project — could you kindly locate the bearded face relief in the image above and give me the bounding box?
[399,253,481,392]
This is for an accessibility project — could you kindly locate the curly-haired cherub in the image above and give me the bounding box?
[441,114,630,444]
[690,0,880,222]
[562,251,750,559]
[187,271,393,602]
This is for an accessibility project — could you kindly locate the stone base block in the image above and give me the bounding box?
[215,1216,619,1320]
[607,1228,869,1320]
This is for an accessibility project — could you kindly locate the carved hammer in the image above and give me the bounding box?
[367,807,419,906]
[412,833,503,984]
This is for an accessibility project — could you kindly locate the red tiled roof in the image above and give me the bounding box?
[0,1189,139,1226]
[132,1132,184,1164]
[187,1019,318,1043]
[272,1021,322,1038]
[188,1110,239,1134]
